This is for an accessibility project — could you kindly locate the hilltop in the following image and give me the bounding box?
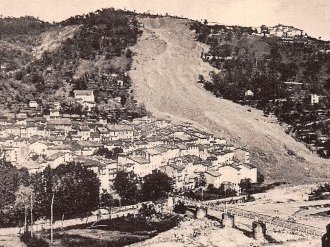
[129,17,330,183]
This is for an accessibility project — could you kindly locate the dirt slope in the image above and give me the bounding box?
[33,25,79,59]
[129,17,330,183]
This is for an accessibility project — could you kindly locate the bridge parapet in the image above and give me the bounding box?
[178,197,323,238]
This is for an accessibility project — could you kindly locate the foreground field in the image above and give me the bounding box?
[236,184,330,230]
[21,215,179,247]
[129,17,330,183]
[129,218,321,247]
[129,185,328,247]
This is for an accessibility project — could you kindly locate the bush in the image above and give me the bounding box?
[20,232,49,247]
[173,201,186,214]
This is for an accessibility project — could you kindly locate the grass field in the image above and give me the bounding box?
[23,214,179,247]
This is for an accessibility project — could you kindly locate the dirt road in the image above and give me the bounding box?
[129,17,330,182]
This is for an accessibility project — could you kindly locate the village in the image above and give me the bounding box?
[0,89,258,195]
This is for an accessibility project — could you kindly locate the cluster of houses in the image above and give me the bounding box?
[256,24,308,42]
[0,96,258,193]
[74,71,129,107]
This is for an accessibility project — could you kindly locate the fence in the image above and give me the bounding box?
[0,203,144,236]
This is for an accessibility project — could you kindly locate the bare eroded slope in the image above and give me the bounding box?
[34,25,80,59]
[129,17,330,183]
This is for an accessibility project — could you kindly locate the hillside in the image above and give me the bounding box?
[129,17,330,183]
[191,22,330,157]
[0,16,51,72]
[0,9,146,122]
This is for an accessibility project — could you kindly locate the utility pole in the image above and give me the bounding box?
[109,200,112,224]
[24,205,27,233]
[201,187,204,201]
[51,193,55,244]
[224,189,227,214]
[30,192,33,237]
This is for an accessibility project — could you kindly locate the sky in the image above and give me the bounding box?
[1,0,330,40]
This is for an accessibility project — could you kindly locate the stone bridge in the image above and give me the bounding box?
[177,197,324,238]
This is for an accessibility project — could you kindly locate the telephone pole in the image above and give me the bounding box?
[51,193,55,244]
[30,192,33,237]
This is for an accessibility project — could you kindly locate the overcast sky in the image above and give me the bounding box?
[1,0,330,40]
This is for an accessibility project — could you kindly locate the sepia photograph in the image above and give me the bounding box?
[0,0,329,246]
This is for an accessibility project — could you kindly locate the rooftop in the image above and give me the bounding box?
[74,90,94,96]
[127,155,150,164]
[204,170,221,177]
[107,124,133,131]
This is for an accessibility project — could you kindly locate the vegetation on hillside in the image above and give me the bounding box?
[191,22,330,157]
[0,16,51,73]
[309,183,330,200]
[0,9,146,122]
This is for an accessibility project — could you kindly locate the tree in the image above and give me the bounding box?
[14,70,25,81]
[198,74,205,83]
[0,162,22,209]
[94,147,113,159]
[54,163,100,219]
[173,201,186,214]
[325,78,330,92]
[32,166,54,219]
[0,161,31,227]
[195,173,206,188]
[257,171,264,184]
[126,48,133,58]
[100,189,113,209]
[138,203,156,218]
[207,184,216,194]
[239,178,252,194]
[112,147,123,159]
[32,163,100,220]
[140,171,173,201]
[14,185,34,232]
[113,171,138,205]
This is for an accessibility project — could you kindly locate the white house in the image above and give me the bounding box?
[204,170,222,188]
[238,164,258,183]
[212,150,235,165]
[45,152,73,169]
[118,154,151,177]
[161,163,186,190]
[106,124,134,140]
[218,165,241,185]
[245,90,254,97]
[76,156,118,192]
[310,94,323,105]
[29,141,48,154]
[29,101,38,108]
[234,149,250,164]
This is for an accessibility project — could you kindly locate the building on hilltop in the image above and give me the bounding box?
[310,94,326,105]
[244,90,254,98]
